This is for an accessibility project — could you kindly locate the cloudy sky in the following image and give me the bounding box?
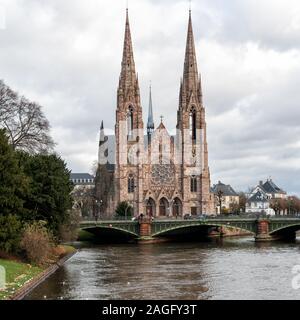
[1,0,300,194]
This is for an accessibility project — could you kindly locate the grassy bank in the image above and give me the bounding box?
[0,245,76,300]
[0,259,42,300]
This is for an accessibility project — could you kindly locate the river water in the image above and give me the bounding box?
[25,237,300,300]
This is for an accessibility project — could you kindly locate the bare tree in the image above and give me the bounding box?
[238,192,247,213]
[0,80,18,122]
[215,190,224,214]
[0,80,55,153]
[71,186,95,218]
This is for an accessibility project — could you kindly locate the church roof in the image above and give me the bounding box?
[157,121,166,130]
[212,181,238,196]
[70,173,95,182]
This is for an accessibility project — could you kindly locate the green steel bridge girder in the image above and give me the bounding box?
[268,219,300,235]
[80,218,300,238]
[150,219,257,236]
[81,221,140,237]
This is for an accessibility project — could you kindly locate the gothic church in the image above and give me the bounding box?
[97,9,215,217]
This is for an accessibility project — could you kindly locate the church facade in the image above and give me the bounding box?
[97,9,215,217]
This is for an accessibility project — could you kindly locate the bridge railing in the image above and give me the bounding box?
[80,216,135,222]
[80,213,300,224]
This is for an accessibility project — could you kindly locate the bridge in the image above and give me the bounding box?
[80,216,300,242]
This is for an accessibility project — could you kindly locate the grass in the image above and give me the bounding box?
[0,245,76,300]
[0,259,42,300]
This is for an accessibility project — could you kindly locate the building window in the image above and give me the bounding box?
[128,174,135,193]
[189,107,196,141]
[191,176,197,193]
[127,107,134,139]
[159,141,163,164]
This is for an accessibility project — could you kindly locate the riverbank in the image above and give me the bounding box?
[0,245,76,300]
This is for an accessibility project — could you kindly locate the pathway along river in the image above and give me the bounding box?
[25,237,300,300]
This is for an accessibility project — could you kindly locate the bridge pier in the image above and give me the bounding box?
[138,218,152,238]
[255,219,274,242]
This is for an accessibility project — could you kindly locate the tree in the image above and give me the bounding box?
[229,201,240,214]
[0,80,18,123]
[0,129,28,216]
[0,214,22,254]
[286,196,300,215]
[71,185,95,218]
[19,153,73,236]
[215,190,224,214]
[0,80,55,154]
[115,201,133,218]
[270,198,286,215]
[21,221,54,266]
[238,192,247,213]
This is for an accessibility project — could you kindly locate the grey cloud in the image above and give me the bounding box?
[0,0,299,195]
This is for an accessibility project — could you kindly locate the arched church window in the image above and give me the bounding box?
[127,107,134,139]
[189,107,196,141]
[191,175,197,193]
[128,174,135,193]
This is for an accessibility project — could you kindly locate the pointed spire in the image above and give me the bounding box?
[147,84,154,133]
[119,9,137,94]
[182,9,200,99]
[99,120,106,146]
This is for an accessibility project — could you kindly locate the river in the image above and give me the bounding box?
[25,237,300,300]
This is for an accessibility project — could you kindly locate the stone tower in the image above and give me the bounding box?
[176,10,215,214]
[115,9,144,215]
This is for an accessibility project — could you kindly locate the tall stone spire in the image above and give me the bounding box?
[118,9,138,98]
[99,120,106,146]
[147,84,154,138]
[181,9,202,106]
[98,120,108,165]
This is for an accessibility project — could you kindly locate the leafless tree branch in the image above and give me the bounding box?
[0,80,56,154]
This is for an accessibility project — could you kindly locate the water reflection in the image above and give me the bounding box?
[25,237,300,300]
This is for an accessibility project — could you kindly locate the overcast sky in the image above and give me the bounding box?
[1,0,300,194]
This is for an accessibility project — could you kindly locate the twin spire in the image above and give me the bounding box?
[182,10,200,98]
[119,9,138,96]
[118,8,202,130]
